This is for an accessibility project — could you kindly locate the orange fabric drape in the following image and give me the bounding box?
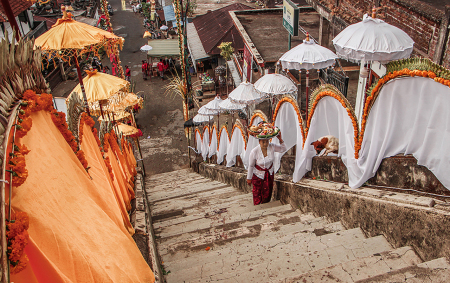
[11,111,154,283]
[125,141,137,175]
[107,149,134,210]
[110,137,133,184]
[80,124,134,235]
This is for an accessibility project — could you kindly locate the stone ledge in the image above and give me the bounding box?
[196,162,450,262]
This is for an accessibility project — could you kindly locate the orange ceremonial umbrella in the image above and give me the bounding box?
[117,123,139,136]
[34,5,124,115]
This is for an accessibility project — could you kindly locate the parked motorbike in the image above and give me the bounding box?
[107,4,114,15]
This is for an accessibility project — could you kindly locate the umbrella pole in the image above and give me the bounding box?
[306,70,310,119]
[99,103,105,120]
[74,52,91,116]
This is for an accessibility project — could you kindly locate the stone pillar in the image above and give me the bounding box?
[319,15,323,45]
[433,5,450,65]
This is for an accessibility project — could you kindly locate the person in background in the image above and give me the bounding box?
[157,59,164,80]
[142,60,148,80]
[169,57,176,72]
[246,132,286,205]
[112,61,117,76]
[125,65,131,82]
[147,61,152,80]
[163,58,169,75]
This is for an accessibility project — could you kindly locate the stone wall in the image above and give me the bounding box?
[305,0,450,67]
[195,162,450,262]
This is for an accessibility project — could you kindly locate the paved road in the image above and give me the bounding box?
[109,0,190,175]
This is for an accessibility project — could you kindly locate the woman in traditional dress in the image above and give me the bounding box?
[246,132,286,205]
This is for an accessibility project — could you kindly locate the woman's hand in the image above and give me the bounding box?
[247,179,252,185]
[277,132,284,143]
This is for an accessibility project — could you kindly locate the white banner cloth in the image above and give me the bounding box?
[201,127,210,161]
[209,127,218,158]
[293,96,354,182]
[217,127,230,164]
[351,77,450,189]
[195,130,202,154]
[273,102,304,174]
[226,126,246,167]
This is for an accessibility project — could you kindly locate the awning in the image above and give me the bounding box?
[186,22,210,62]
[146,39,180,57]
[163,5,176,22]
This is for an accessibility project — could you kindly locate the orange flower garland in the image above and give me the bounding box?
[217,125,230,151]
[194,128,202,142]
[249,112,267,127]
[78,112,96,145]
[6,212,29,274]
[104,156,114,181]
[305,91,359,152]
[231,123,247,149]
[356,69,439,158]
[272,96,305,147]
[202,125,210,142]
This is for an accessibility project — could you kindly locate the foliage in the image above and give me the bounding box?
[164,71,191,100]
[142,3,151,18]
[187,0,197,17]
[218,42,234,61]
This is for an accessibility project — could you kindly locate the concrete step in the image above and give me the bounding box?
[148,180,232,203]
[155,201,292,242]
[151,191,250,222]
[146,169,199,184]
[163,220,346,277]
[283,245,422,283]
[355,257,450,283]
[166,230,393,283]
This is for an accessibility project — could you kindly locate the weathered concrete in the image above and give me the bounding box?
[148,168,450,282]
[197,162,450,263]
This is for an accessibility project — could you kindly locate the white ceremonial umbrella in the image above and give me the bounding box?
[332,14,414,64]
[228,81,266,105]
[193,113,213,123]
[254,73,298,97]
[279,33,337,117]
[160,25,169,31]
[140,45,153,52]
[219,98,246,125]
[203,96,224,128]
[198,104,220,129]
[332,11,414,124]
[254,73,298,120]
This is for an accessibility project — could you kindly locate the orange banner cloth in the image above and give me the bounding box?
[80,124,135,235]
[110,137,134,186]
[107,149,134,210]
[10,111,154,283]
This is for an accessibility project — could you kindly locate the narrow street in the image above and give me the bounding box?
[109,0,189,175]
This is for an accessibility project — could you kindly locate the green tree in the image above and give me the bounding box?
[218,42,234,94]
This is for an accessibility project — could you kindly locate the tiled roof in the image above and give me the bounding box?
[0,0,33,22]
[192,3,252,55]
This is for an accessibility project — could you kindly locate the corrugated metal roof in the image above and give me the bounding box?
[187,22,210,62]
[163,5,176,22]
[192,3,252,55]
[0,0,33,22]
[146,39,180,57]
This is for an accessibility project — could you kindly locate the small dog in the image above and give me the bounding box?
[311,135,339,156]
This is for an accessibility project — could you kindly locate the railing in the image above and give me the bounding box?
[25,21,47,40]
[320,60,349,97]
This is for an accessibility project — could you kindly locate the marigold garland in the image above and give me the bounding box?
[202,125,210,141]
[272,96,306,147]
[78,112,96,145]
[249,112,267,127]
[104,156,114,181]
[305,91,359,153]
[356,69,440,159]
[194,128,202,142]
[6,212,30,274]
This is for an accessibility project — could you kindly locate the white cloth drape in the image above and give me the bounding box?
[217,127,229,164]
[195,130,202,154]
[350,77,450,188]
[243,116,263,169]
[273,102,304,174]
[226,126,246,167]
[209,127,218,158]
[293,96,354,182]
[201,127,210,161]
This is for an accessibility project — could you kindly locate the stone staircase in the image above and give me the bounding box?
[146,169,450,283]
